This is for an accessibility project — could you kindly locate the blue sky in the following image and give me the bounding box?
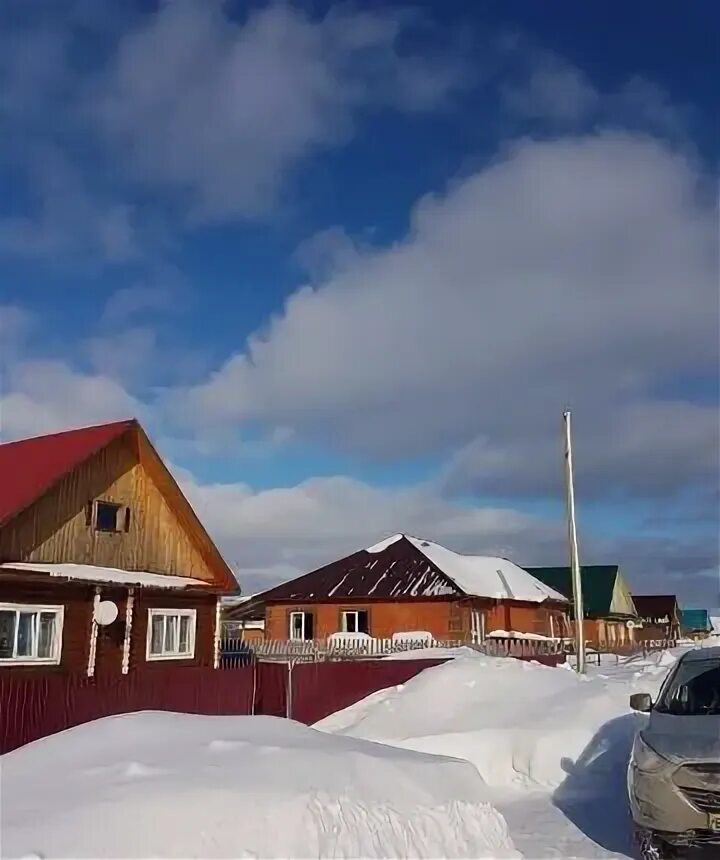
[0,0,717,600]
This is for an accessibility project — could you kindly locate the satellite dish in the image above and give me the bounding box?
[94,600,119,626]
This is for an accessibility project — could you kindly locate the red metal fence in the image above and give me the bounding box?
[0,659,445,754]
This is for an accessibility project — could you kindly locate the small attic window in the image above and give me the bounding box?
[95,501,121,532]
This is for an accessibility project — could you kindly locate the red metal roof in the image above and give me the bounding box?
[0,420,135,528]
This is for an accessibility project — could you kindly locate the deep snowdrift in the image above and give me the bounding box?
[317,650,678,789]
[1,712,520,859]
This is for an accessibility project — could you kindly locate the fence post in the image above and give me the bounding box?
[286,659,294,720]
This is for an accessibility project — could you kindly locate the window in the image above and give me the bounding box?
[341,610,369,634]
[289,611,314,641]
[146,609,196,660]
[0,604,64,664]
[448,603,463,633]
[95,501,121,532]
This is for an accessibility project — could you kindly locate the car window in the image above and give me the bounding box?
[655,660,720,715]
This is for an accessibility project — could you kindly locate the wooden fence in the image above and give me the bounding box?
[0,659,444,755]
[221,635,568,664]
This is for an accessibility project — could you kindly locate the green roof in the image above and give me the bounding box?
[680,609,712,633]
[524,565,631,619]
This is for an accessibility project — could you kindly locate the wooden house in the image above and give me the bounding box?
[632,595,681,641]
[524,565,638,647]
[0,420,238,676]
[239,534,570,643]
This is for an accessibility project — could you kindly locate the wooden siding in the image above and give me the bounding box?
[0,579,217,675]
[0,435,215,583]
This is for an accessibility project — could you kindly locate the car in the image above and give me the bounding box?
[628,646,720,859]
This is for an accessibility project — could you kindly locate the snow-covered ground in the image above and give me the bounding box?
[4,642,713,858]
[1,711,519,859]
[318,647,695,859]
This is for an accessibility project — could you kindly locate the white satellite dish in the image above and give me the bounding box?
[94,600,119,626]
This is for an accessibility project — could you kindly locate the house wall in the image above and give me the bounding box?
[265,598,570,641]
[484,601,569,638]
[266,600,457,641]
[0,435,215,583]
[0,580,218,675]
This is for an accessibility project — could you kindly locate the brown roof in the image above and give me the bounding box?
[250,534,567,605]
[633,595,679,621]
[254,536,460,603]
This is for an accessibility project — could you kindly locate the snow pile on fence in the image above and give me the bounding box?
[2,711,520,859]
[318,650,679,789]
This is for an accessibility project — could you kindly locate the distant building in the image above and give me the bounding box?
[680,608,713,639]
[523,565,638,648]
[632,595,681,641]
[239,534,570,644]
[0,420,237,677]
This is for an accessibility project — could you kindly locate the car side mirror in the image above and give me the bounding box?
[630,693,653,713]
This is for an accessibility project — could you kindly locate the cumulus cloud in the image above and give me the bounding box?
[173,466,718,603]
[499,43,689,138]
[176,132,718,498]
[90,1,467,220]
[0,148,139,265]
[0,360,143,441]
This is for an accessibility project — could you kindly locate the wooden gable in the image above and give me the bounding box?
[0,421,236,592]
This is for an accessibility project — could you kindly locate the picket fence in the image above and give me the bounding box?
[221,634,568,666]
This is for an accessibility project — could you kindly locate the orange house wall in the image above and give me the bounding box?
[266,601,458,641]
[265,599,569,641]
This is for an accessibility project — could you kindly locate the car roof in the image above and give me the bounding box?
[679,646,720,663]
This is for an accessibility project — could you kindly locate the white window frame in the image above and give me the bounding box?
[146,608,197,661]
[341,609,368,634]
[289,611,314,641]
[0,603,64,666]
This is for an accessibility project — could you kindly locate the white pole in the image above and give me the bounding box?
[563,410,586,674]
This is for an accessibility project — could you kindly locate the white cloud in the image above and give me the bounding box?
[0,148,140,264]
[175,467,564,591]
[176,132,718,497]
[90,2,466,220]
[0,360,143,441]
[500,46,688,138]
[501,55,598,122]
[173,465,718,603]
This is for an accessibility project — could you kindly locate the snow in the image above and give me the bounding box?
[0,562,208,589]
[1,712,520,859]
[367,534,567,603]
[366,533,404,553]
[327,631,372,643]
[487,629,556,641]
[391,630,433,643]
[318,647,689,858]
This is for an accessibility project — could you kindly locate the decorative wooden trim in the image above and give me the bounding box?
[86,587,101,677]
[213,596,221,669]
[121,587,135,675]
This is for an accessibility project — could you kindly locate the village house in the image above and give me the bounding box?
[632,594,681,641]
[523,565,638,648]
[222,595,265,642]
[0,420,238,676]
[232,534,570,643]
[679,608,713,640]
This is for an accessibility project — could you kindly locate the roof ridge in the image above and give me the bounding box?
[0,418,136,448]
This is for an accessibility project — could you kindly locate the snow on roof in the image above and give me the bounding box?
[401,536,568,604]
[1,562,209,589]
[366,534,404,554]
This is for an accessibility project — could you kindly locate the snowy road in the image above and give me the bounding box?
[494,790,630,859]
[318,647,702,859]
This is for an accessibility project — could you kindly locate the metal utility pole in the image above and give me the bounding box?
[563,410,586,674]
